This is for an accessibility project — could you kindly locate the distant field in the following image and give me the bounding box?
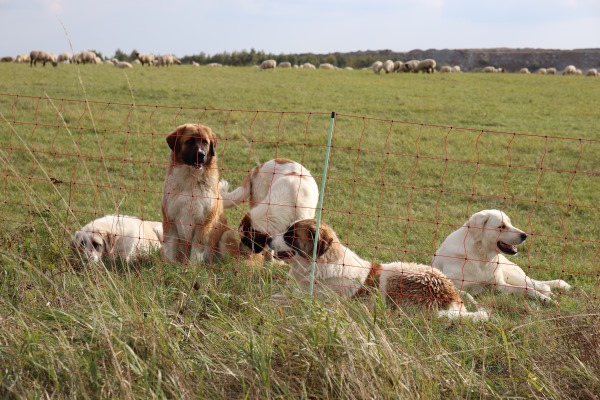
[0,63,599,398]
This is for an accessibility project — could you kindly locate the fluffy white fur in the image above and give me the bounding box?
[432,209,572,304]
[269,219,488,321]
[71,214,163,264]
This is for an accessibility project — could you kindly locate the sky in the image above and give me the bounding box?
[1,0,599,59]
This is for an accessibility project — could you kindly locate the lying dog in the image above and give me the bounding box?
[268,219,488,321]
[220,158,319,257]
[432,209,572,304]
[209,215,265,268]
[162,123,223,264]
[71,214,163,264]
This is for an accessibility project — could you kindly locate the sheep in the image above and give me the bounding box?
[344,66,353,71]
[94,56,103,64]
[575,69,582,75]
[546,67,557,75]
[415,59,436,73]
[393,60,404,72]
[402,60,419,73]
[259,59,277,70]
[207,63,222,67]
[278,61,292,68]
[29,50,58,67]
[586,68,598,76]
[192,61,200,67]
[15,54,30,63]
[562,65,577,75]
[537,68,547,74]
[77,51,98,64]
[319,63,336,70]
[496,67,506,73]
[451,65,461,73]
[439,65,452,73]
[156,54,181,67]
[58,52,72,63]
[1,56,13,62]
[371,61,383,73]
[134,52,155,66]
[519,67,530,74]
[301,62,316,69]
[482,66,496,73]
[380,60,394,73]
[114,61,133,69]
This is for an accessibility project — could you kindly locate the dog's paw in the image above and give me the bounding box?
[557,280,573,291]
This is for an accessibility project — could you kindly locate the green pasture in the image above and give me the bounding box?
[0,63,599,398]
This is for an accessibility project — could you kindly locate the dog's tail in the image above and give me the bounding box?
[220,176,252,208]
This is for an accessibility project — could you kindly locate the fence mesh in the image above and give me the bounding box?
[1,93,598,317]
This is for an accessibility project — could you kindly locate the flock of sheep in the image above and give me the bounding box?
[4,51,598,76]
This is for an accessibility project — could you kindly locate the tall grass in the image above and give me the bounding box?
[0,63,599,398]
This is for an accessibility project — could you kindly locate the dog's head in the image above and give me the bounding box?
[267,219,337,261]
[238,214,269,253]
[466,209,528,256]
[70,228,115,263]
[166,123,217,169]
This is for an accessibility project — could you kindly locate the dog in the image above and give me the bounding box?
[268,219,488,321]
[162,123,224,264]
[209,214,266,268]
[432,209,572,304]
[71,214,163,264]
[220,158,319,257]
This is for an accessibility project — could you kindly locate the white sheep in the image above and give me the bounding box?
[380,60,394,73]
[439,65,452,73]
[134,52,155,66]
[562,65,577,75]
[15,54,30,63]
[393,60,404,72]
[537,68,547,74]
[301,62,316,69]
[482,66,496,73]
[29,50,58,67]
[415,59,436,73]
[546,67,557,75]
[575,69,582,75]
[114,61,133,69]
[77,51,98,64]
[259,59,277,70]
[192,61,200,67]
[451,65,461,73]
[207,63,222,67]
[344,66,353,71]
[319,63,336,70]
[402,60,419,73]
[57,52,72,63]
[519,67,530,74]
[156,54,181,67]
[278,61,292,68]
[371,61,383,73]
[586,68,598,76]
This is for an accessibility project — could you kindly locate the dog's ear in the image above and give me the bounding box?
[307,224,333,257]
[467,211,490,242]
[166,128,180,151]
[208,131,217,156]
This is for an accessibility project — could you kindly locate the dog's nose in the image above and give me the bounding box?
[520,233,528,241]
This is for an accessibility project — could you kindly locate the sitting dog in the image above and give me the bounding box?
[268,219,488,321]
[162,123,223,264]
[71,214,163,264]
[220,158,319,258]
[432,209,572,304]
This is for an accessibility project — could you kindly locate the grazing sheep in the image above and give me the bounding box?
[451,65,461,73]
[546,67,557,75]
[393,60,404,72]
[575,69,582,75]
[371,61,383,73]
[114,61,133,69]
[58,52,72,63]
[586,68,598,76]
[440,65,452,73]
[537,68,547,74]
[76,51,98,64]
[1,56,13,62]
[319,63,336,70]
[15,54,30,63]
[207,63,222,67]
[134,52,155,66]
[29,50,58,67]
[482,66,496,73]
[402,60,420,73]
[415,59,436,73]
[301,62,316,69]
[344,66,353,71]
[519,67,530,74]
[259,59,277,70]
[380,60,394,73]
[562,65,577,75]
[278,61,292,68]
[156,54,181,67]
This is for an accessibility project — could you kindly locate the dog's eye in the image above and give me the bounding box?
[91,241,101,250]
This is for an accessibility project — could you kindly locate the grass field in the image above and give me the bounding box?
[0,63,599,399]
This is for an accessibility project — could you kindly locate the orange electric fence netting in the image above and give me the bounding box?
[0,94,598,318]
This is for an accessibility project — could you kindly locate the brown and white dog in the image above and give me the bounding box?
[162,123,224,264]
[432,209,572,304]
[268,219,488,321]
[71,214,163,264]
[220,158,319,257]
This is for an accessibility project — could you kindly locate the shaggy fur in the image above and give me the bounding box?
[268,219,488,321]
[162,123,223,264]
[432,209,572,304]
[71,214,163,264]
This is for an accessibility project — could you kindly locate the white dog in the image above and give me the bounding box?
[71,214,163,264]
[220,158,319,256]
[268,219,488,321]
[432,209,572,304]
